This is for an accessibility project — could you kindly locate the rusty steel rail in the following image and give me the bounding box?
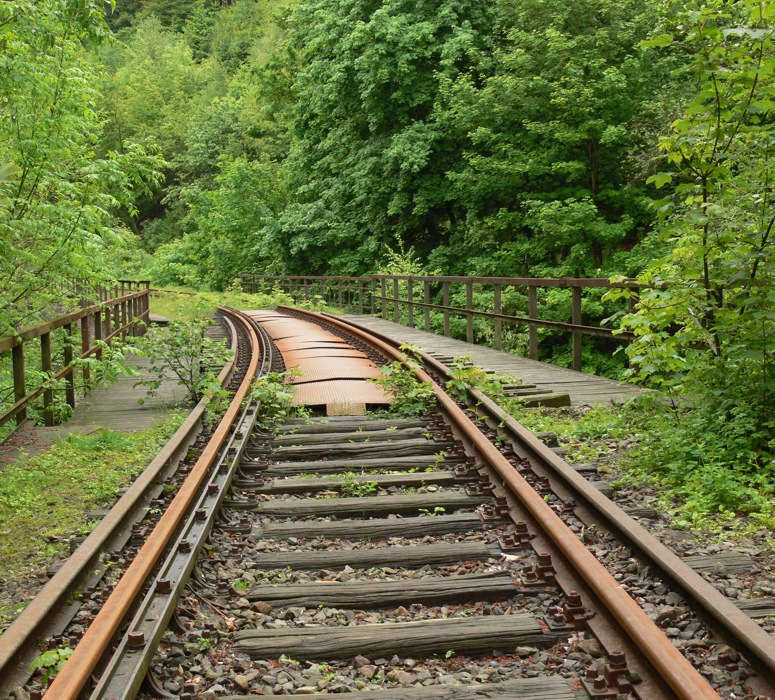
[0,308,254,699]
[325,310,775,689]
[89,310,274,699]
[281,307,721,700]
[43,307,259,699]
[0,312,239,694]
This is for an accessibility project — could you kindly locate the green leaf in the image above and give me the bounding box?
[640,33,673,48]
[646,173,673,189]
[0,163,21,183]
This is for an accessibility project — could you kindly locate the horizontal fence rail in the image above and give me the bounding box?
[239,274,639,373]
[0,281,151,429]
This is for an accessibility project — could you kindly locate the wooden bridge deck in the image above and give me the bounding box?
[0,314,229,466]
[0,354,188,466]
[341,314,643,406]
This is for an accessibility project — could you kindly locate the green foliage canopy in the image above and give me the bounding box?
[0,0,164,334]
[277,0,495,274]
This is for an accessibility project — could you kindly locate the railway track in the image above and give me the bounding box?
[1,306,774,700]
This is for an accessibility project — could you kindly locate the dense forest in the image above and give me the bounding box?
[2,0,771,301]
[2,0,775,514]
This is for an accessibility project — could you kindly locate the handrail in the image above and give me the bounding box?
[238,274,639,372]
[0,282,152,429]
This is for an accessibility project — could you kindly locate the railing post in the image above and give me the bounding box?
[442,282,450,337]
[121,297,128,339]
[466,280,474,343]
[423,280,431,332]
[12,344,26,426]
[145,283,151,333]
[338,278,344,309]
[528,285,538,360]
[572,286,583,372]
[112,296,119,337]
[321,278,326,306]
[104,305,112,347]
[41,331,54,426]
[493,284,502,350]
[64,323,76,411]
[359,279,365,314]
[381,279,387,319]
[393,278,400,324]
[407,277,414,328]
[80,315,91,385]
[94,311,103,360]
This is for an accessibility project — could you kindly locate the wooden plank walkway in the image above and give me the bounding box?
[0,313,208,465]
[341,314,643,406]
[0,354,188,466]
[64,354,188,432]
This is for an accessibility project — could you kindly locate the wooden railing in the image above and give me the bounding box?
[239,274,639,373]
[0,281,151,429]
[241,275,372,314]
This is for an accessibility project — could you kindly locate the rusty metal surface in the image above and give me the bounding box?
[283,348,368,362]
[0,317,240,695]
[45,310,260,699]
[247,311,390,413]
[291,379,389,406]
[270,328,342,342]
[325,312,775,691]
[245,311,343,342]
[288,364,383,384]
[274,339,351,352]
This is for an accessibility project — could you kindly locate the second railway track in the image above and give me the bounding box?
[3,306,775,700]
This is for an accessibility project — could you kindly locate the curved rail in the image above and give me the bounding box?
[320,309,775,688]
[283,307,720,700]
[89,309,276,699]
[0,312,241,692]
[25,308,259,699]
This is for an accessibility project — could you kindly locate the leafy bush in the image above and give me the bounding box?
[444,356,506,403]
[251,370,308,428]
[135,319,233,404]
[340,473,378,498]
[371,346,436,417]
[608,1,775,525]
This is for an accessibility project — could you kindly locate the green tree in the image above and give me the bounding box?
[151,156,288,287]
[276,0,495,274]
[0,0,164,333]
[184,0,217,61]
[439,0,667,277]
[141,0,201,32]
[614,0,775,513]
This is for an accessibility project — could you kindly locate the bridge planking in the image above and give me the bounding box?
[341,314,643,406]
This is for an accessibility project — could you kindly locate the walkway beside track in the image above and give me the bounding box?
[0,355,188,465]
[0,313,200,465]
[341,314,643,406]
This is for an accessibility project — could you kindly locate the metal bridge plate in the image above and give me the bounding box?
[288,363,383,384]
[292,380,389,412]
[282,348,368,362]
[274,339,352,352]
[245,310,391,414]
